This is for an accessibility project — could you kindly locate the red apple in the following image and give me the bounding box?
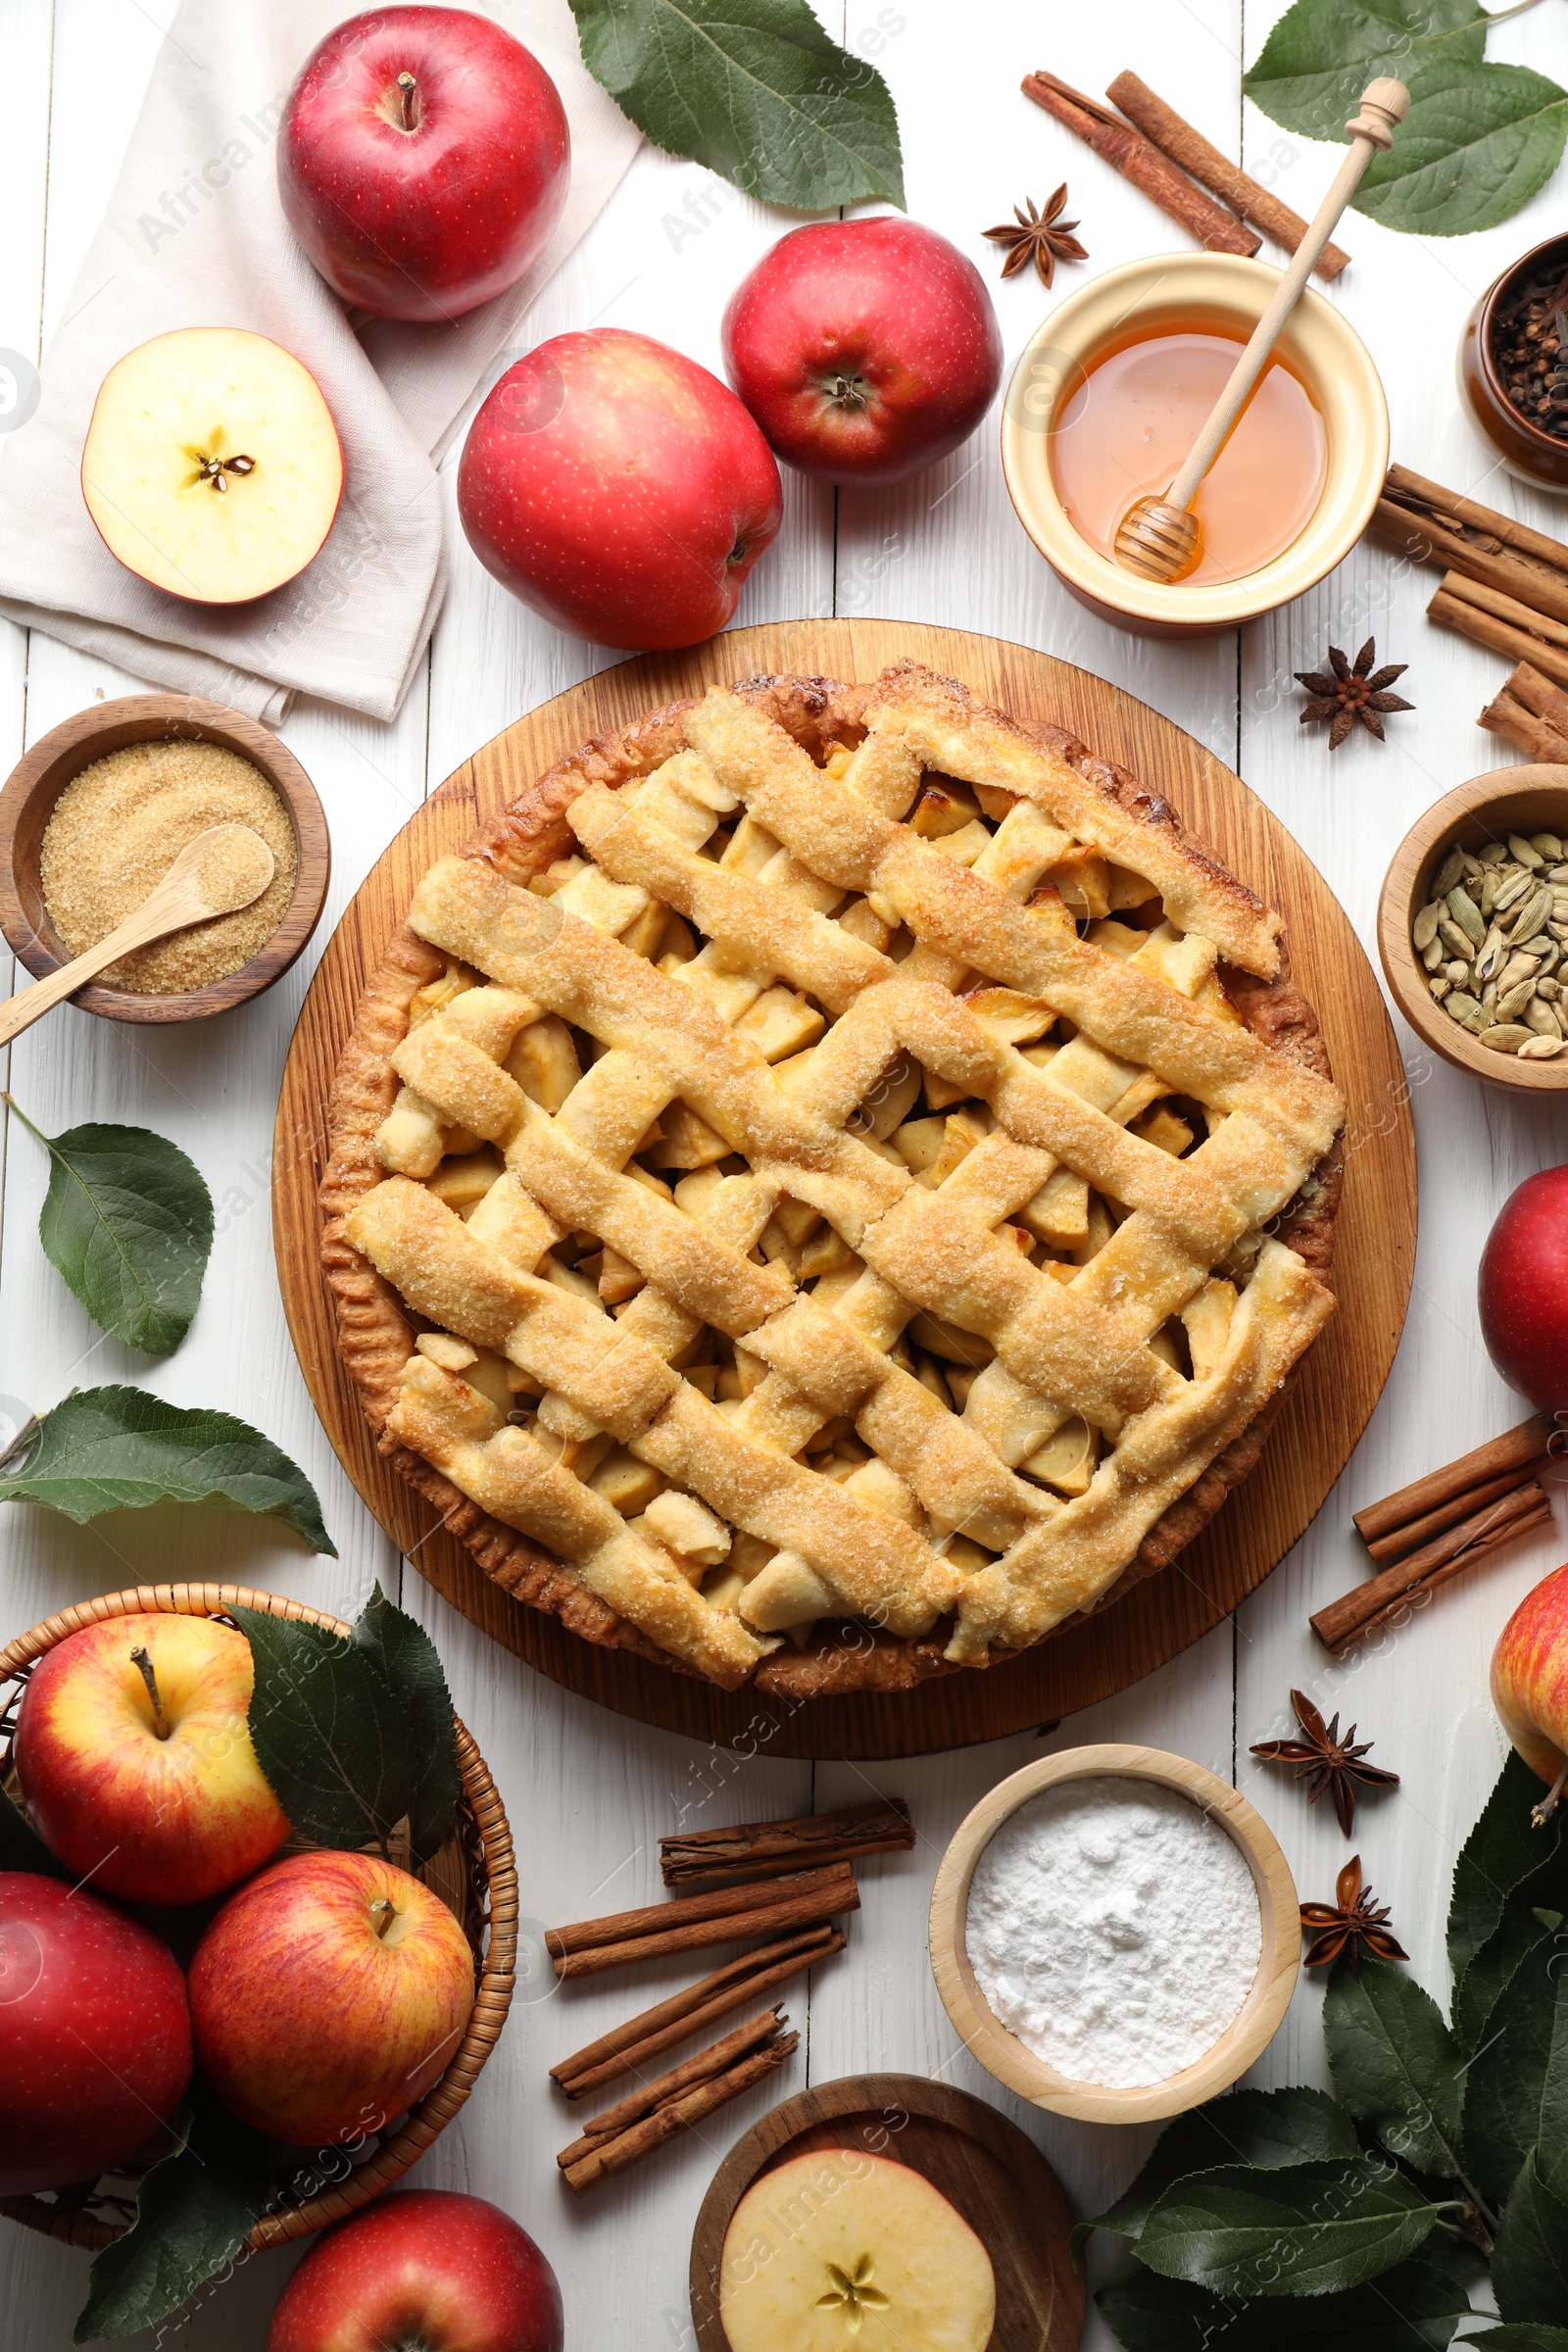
[81,328,344,604]
[279,7,569,322]
[1479,1164,1568,1415]
[0,1872,192,2193]
[268,2189,564,2352]
[13,1610,289,1907]
[721,218,1004,486]
[1493,1563,1568,1820]
[189,1850,474,2146]
[457,328,782,651]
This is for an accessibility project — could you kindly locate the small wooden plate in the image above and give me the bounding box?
[688,2073,1084,2352]
[0,693,330,1024]
[928,1745,1299,2126]
[1378,762,1568,1093]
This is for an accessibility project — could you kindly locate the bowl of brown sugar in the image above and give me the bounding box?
[0,695,329,1024]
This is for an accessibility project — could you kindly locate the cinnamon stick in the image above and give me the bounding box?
[1313,1480,1553,1652]
[1429,583,1568,692]
[1507,657,1568,734]
[660,1799,912,1888]
[1370,467,1568,628]
[556,2008,787,2169]
[1021,72,1259,257]
[550,1926,843,2101]
[1105,71,1348,279]
[1365,1465,1545,1565]
[546,1861,859,1980]
[1480,684,1568,763]
[1386,464,1568,583]
[1353,1415,1552,1544]
[560,2032,798,2195]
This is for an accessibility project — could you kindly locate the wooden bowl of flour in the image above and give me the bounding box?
[928,1744,1299,2125]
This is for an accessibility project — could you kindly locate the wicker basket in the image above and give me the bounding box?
[0,1582,517,2254]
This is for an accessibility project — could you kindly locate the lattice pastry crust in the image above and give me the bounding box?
[322,663,1344,1695]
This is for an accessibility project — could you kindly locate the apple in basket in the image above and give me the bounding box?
[0,1873,193,2195]
[457,327,783,651]
[721,218,1004,486]
[1480,1163,1568,1416]
[80,327,343,603]
[188,1849,475,2146]
[279,5,570,321]
[268,2189,564,2352]
[12,1609,290,1906]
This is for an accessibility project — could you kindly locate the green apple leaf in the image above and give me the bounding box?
[1099,2244,1473,2349]
[1449,1751,1563,1985]
[0,1387,333,1552]
[351,1584,462,1867]
[8,1102,212,1356]
[1473,2332,1568,2350]
[0,1779,67,1879]
[1354,60,1568,235]
[1494,2150,1568,2326]
[73,2097,272,2343]
[1455,1901,1560,2050]
[1136,2156,1438,2297]
[1324,1954,1466,2178]
[1244,0,1487,141]
[1463,1928,1568,2209]
[1078,2085,1357,2249]
[231,1586,459,1863]
[567,0,905,210]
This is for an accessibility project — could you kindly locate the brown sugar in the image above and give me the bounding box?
[39,740,298,993]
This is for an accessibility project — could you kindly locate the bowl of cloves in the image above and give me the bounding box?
[1460,232,1568,491]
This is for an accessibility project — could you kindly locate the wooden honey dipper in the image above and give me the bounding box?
[1113,76,1408,585]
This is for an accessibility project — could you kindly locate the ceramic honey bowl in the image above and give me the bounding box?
[1000,252,1389,639]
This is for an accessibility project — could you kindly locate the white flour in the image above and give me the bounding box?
[964,1778,1262,2088]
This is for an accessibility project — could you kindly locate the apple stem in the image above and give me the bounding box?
[370,1895,398,1940]
[129,1645,171,1740]
[1533,1759,1568,1829]
[397,70,420,131]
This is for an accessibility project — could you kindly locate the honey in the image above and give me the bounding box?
[1049,327,1328,585]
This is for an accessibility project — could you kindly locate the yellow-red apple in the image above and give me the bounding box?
[81,327,344,603]
[188,1850,474,2146]
[268,2189,563,2352]
[0,1872,192,2194]
[13,1610,289,1906]
[1493,1561,1568,1821]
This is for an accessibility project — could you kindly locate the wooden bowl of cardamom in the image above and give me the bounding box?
[1379,766,1568,1093]
[0,693,329,1025]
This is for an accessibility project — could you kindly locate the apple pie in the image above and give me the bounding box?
[321,662,1344,1695]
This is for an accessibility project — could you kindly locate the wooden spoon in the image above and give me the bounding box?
[1112,76,1409,585]
[0,823,275,1046]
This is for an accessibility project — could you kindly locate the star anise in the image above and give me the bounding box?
[1294,636,1414,750]
[1250,1690,1399,1836]
[983,185,1088,287]
[1300,1855,1408,1970]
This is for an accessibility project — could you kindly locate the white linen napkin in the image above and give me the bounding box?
[0,0,640,723]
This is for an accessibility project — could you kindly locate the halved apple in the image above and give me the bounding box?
[80,327,343,603]
[719,2149,996,2351]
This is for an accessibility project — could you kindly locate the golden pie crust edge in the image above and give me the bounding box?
[318,670,1343,1700]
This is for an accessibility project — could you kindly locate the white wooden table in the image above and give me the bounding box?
[3,5,1566,2344]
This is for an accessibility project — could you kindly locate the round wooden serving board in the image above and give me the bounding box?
[274,619,1415,1759]
[687,2073,1084,2352]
